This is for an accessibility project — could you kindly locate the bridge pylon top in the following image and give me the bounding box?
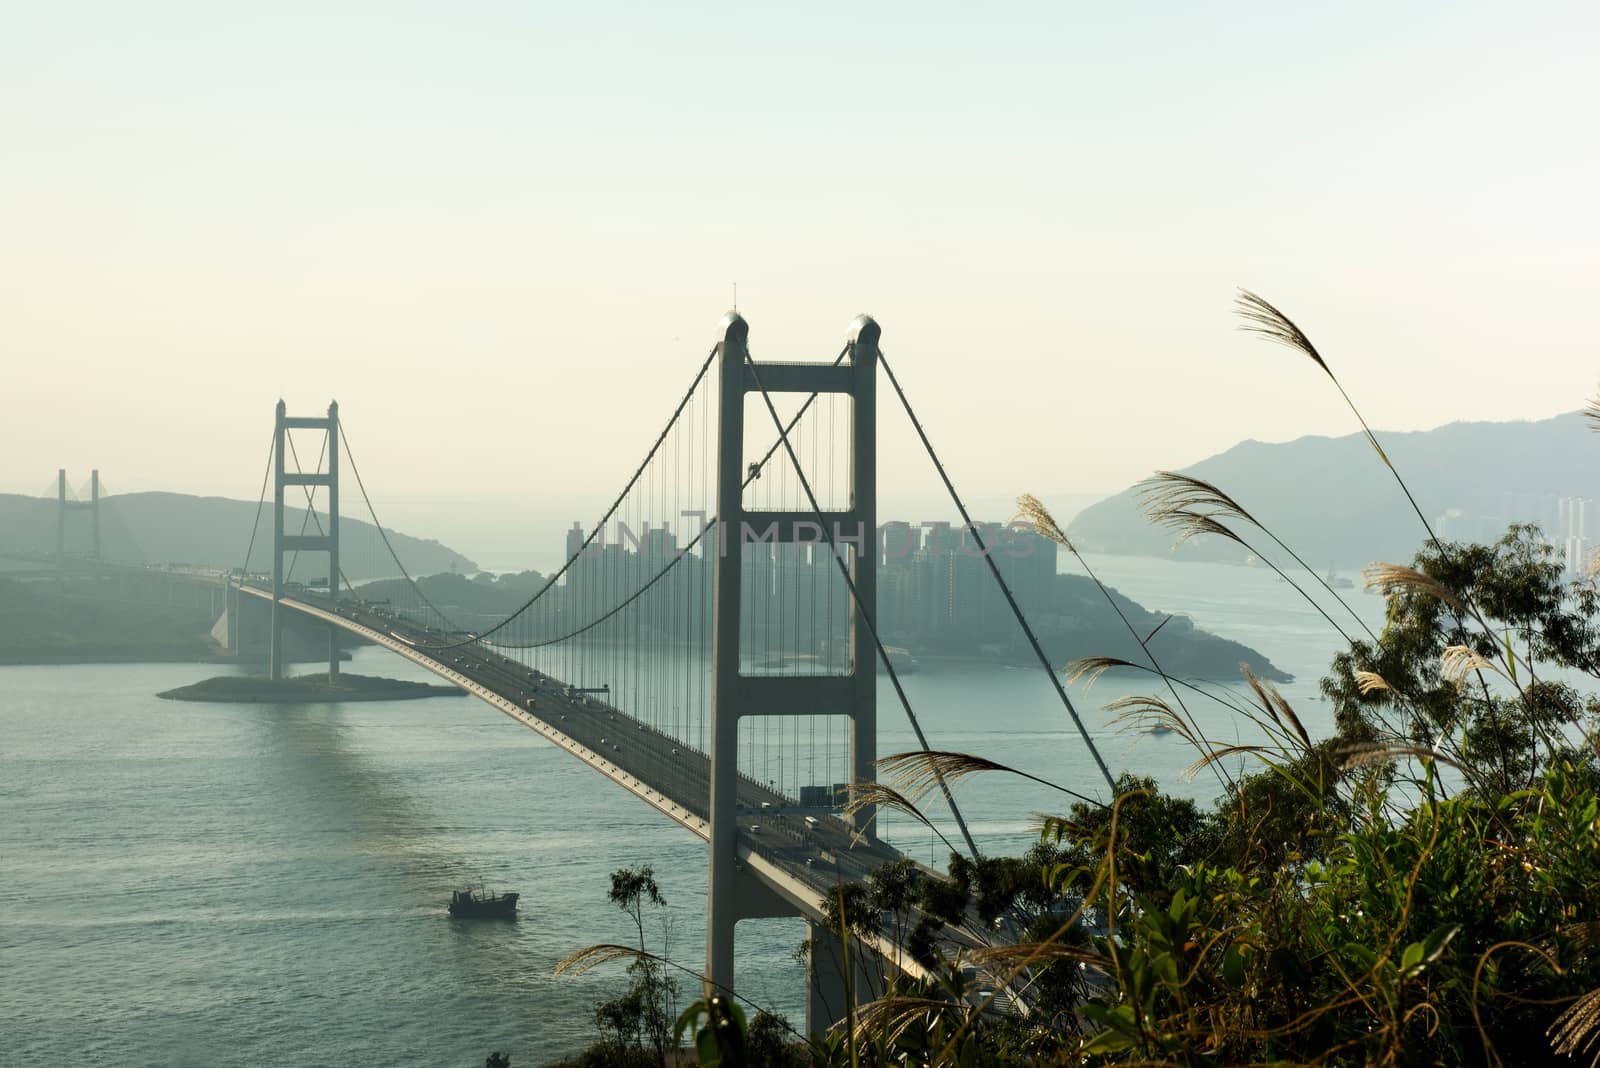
[718,310,748,346]
[848,314,880,349]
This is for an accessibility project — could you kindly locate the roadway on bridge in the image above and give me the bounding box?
[242,584,1019,1006]
[255,587,916,890]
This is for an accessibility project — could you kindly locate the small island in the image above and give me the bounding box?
[158,673,465,703]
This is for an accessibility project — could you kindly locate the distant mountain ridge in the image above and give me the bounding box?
[1066,411,1592,568]
[0,491,477,580]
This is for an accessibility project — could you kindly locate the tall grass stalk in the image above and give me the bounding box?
[1015,493,1236,793]
[1138,470,1381,645]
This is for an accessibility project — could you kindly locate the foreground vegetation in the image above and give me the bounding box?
[550,293,1600,1066]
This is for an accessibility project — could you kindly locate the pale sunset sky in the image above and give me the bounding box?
[4,2,1596,541]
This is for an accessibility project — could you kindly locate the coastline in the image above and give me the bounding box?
[157,672,465,703]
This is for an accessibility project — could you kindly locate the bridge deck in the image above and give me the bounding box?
[237,585,983,985]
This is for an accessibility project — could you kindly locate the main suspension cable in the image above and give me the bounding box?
[877,349,1115,796]
[409,343,723,651]
[337,419,457,627]
[235,431,276,588]
[479,345,851,651]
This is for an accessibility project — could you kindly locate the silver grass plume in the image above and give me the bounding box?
[1137,471,1258,529]
[1014,492,1072,551]
[554,943,661,976]
[1236,288,1332,376]
[1551,987,1600,1068]
[1139,470,1379,644]
[1354,670,1394,695]
[1440,644,1503,687]
[1181,743,1270,781]
[1550,987,1600,1066]
[877,749,1102,808]
[852,996,971,1047]
[1063,655,1147,688]
[1339,742,1463,773]
[1236,288,1450,559]
[1363,562,1466,612]
[1105,693,1202,750]
[1018,491,1235,792]
[1241,662,1312,751]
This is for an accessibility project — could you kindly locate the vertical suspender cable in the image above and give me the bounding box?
[745,354,984,862]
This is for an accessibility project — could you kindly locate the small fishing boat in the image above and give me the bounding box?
[448,887,519,918]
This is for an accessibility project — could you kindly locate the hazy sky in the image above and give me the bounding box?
[5,2,1597,541]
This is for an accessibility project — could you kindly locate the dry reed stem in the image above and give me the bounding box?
[1241,662,1312,750]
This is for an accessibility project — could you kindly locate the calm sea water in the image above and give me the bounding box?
[1,557,1380,1066]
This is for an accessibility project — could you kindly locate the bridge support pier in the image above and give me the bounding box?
[807,917,879,1039]
[224,582,240,654]
[705,311,881,1030]
[270,402,285,679]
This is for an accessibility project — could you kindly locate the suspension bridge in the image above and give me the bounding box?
[217,312,1116,1034]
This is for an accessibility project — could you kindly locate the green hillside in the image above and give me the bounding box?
[0,490,477,580]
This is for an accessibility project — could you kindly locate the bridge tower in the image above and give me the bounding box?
[91,469,100,563]
[53,468,102,571]
[706,313,879,1022]
[55,469,66,572]
[269,400,340,682]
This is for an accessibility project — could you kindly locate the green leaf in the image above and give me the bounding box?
[1400,941,1424,973]
[674,1001,706,1047]
[1344,944,1379,972]
[1222,943,1247,988]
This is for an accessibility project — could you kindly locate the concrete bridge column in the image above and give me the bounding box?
[325,400,340,682]
[270,400,286,680]
[706,312,882,1010]
[55,469,66,570]
[706,313,749,1001]
[807,917,878,1039]
[846,316,879,836]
